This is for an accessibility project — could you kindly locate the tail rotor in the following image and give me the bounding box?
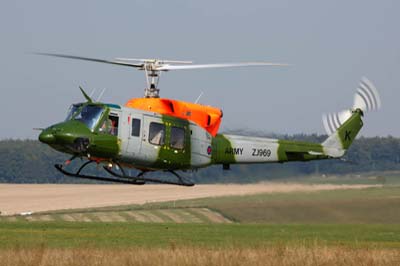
[322,77,381,135]
[353,77,381,112]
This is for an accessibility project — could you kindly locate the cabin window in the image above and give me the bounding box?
[149,122,165,145]
[170,127,185,150]
[131,118,141,137]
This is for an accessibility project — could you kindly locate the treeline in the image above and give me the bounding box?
[0,134,399,184]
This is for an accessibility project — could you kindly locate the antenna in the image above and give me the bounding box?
[194,91,204,104]
[97,88,107,102]
[89,88,96,98]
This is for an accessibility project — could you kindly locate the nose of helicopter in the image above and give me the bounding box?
[38,121,93,150]
[38,129,56,144]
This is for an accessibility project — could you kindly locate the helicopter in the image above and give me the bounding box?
[37,53,381,186]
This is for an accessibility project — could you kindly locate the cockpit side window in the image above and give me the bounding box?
[108,116,119,136]
[99,115,119,136]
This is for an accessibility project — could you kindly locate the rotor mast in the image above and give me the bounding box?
[117,58,193,98]
[143,66,160,98]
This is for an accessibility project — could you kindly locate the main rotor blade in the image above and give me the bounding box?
[115,58,193,64]
[35,53,144,68]
[156,62,291,71]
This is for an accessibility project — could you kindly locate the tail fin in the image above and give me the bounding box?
[322,77,381,158]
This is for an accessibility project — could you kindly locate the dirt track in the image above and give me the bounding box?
[0,183,379,215]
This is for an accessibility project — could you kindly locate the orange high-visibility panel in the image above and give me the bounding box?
[125,98,223,136]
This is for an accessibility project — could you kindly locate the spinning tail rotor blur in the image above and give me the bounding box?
[322,77,381,136]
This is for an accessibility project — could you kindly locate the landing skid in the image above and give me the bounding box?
[103,167,194,186]
[55,163,145,185]
[54,160,194,187]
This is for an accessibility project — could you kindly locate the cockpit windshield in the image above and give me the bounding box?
[65,103,83,121]
[73,105,104,131]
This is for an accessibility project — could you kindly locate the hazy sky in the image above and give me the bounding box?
[1,0,399,139]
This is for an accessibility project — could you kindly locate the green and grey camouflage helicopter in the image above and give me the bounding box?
[37,53,381,186]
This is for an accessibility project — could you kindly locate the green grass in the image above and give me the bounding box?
[1,185,400,253]
[0,222,399,249]
[131,186,400,224]
[5,186,398,224]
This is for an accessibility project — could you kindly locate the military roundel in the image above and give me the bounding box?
[207,145,212,155]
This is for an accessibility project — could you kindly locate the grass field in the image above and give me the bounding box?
[5,185,396,224]
[1,245,399,266]
[1,184,400,265]
[0,222,399,265]
[1,222,400,248]
[167,186,400,223]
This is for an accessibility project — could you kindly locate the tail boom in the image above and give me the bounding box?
[211,134,330,165]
